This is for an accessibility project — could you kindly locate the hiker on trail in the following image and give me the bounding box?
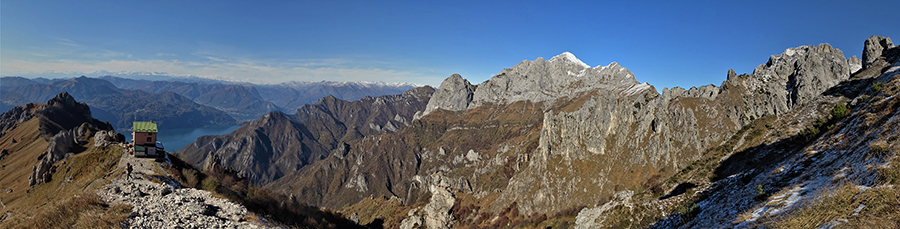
[126,163,133,180]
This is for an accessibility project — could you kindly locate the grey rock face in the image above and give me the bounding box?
[849,55,862,73]
[471,53,640,109]
[29,130,75,186]
[863,35,894,69]
[0,105,35,139]
[747,43,850,110]
[400,173,457,229]
[94,130,124,147]
[416,74,476,119]
[575,190,634,229]
[495,43,852,216]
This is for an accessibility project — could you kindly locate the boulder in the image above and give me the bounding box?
[28,130,75,186]
[94,130,123,147]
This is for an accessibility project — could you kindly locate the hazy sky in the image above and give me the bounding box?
[2,0,898,89]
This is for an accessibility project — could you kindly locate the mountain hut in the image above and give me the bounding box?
[132,121,161,157]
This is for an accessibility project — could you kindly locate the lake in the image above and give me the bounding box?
[118,125,241,152]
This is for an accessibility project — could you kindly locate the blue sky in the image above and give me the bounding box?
[2,0,898,89]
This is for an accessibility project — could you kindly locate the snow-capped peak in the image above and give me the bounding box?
[550,52,591,68]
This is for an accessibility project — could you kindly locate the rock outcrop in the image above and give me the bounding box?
[94,129,125,147]
[574,190,634,229]
[748,43,851,110]
[33,92,114,140]
[0,104,36,139]
[28,130,75,186]
[862,35,894,69]
[849,55,862,73]
[415,74,475,119]
[400,174,457,229]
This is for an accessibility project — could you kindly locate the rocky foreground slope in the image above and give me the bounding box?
[96,153,262,228]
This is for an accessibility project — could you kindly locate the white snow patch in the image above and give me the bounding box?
[782,47,807,57]
[567,69,587,77]
[622,82,651,96]
[551,52,591,68]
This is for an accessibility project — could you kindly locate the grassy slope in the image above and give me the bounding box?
[0,119,130,228]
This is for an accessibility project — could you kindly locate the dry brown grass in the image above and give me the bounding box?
[769,146,900,228]
[337,195,404,227]
[878,156,900,186]
[14,192,132,229]
[767,184,900,228]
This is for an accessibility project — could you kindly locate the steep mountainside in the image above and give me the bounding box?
[572,36,900,229]
[643,39,900,229]
[249,37,894,229]
[0,76,236,130]
[0,92,130,227]
[175,86,434,185]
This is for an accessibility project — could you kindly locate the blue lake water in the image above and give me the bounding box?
[118,125,241,152]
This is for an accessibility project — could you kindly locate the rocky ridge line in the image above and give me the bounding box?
[417,52,641,118]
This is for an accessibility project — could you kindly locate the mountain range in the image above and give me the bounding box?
[99,76,419,119]
[173,35,899,228]
[0,76,235,130]
[1,75,419,129]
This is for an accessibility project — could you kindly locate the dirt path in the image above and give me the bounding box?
[96,148,266,228]
[115,149,165,181]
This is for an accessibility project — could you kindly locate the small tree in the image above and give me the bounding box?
[832,103,849,120]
